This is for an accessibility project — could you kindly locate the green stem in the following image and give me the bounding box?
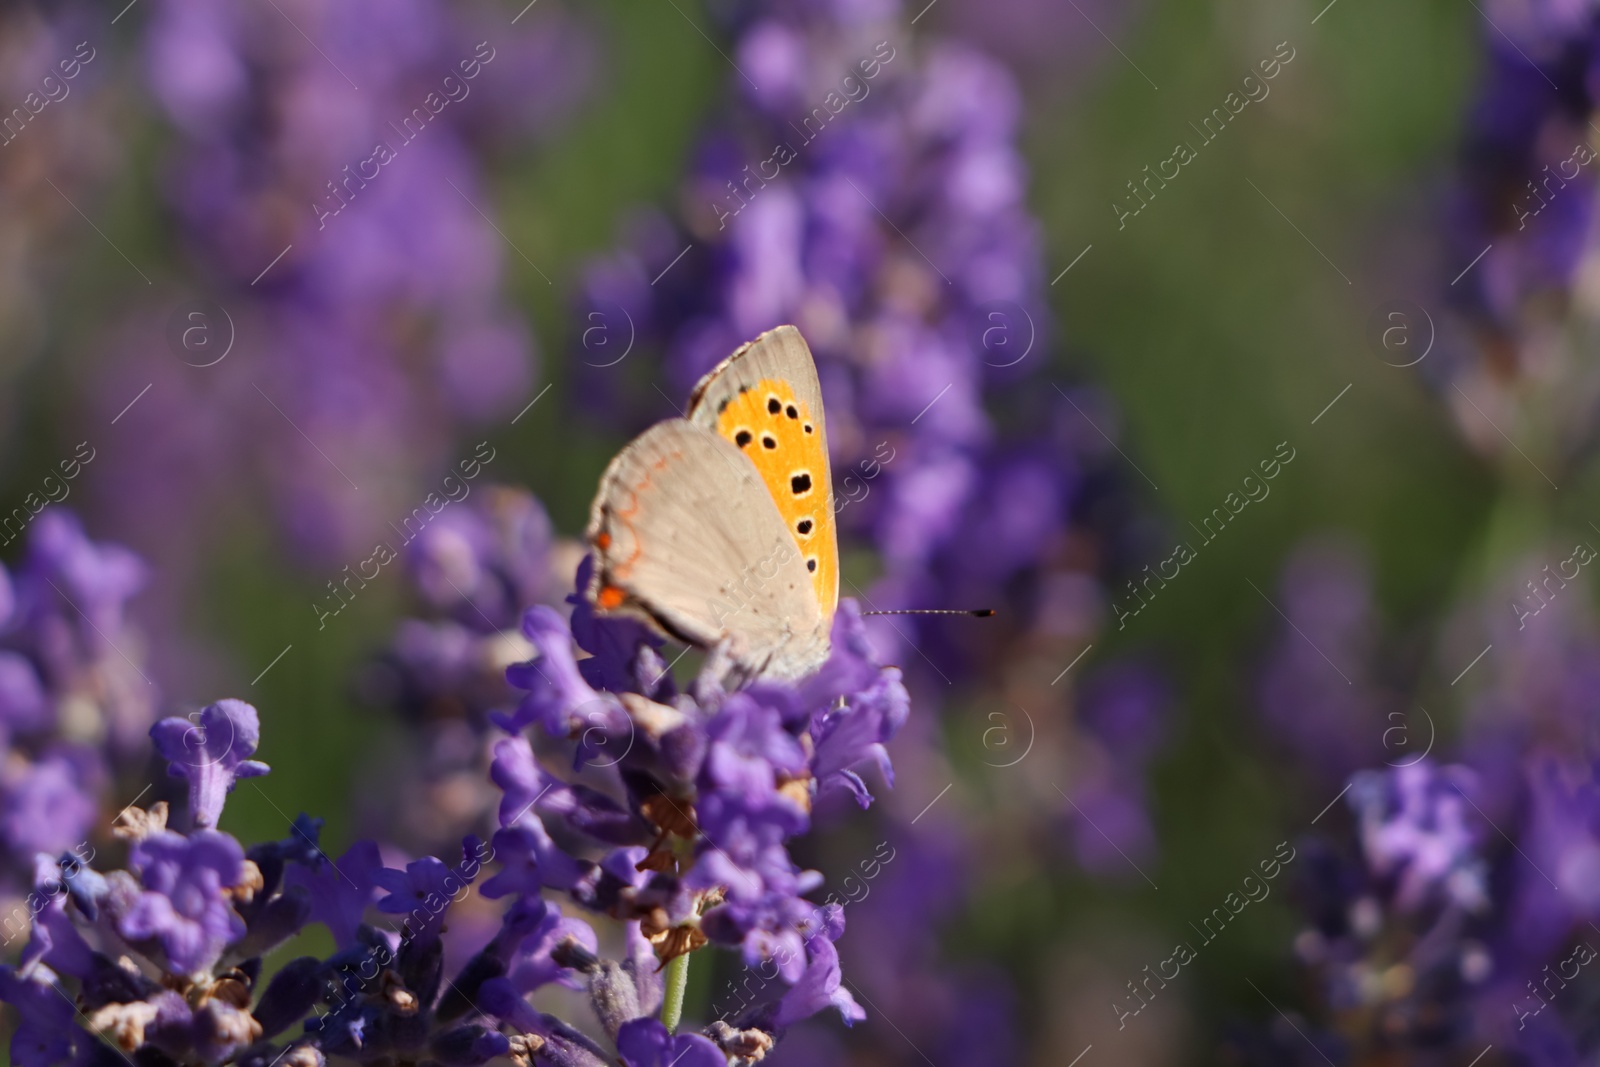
[660,951,690,1033]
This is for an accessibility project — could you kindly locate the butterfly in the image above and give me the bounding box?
[585,325,839,682]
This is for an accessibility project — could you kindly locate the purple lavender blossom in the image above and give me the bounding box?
[354,487,567,855]
[149,699,270,830]
[771,932,863,1028]
[118,829,249,977]
[0,753,99,862]
[1431,3,1600,470]
[284,837,384,951]
[1257,545,1600,1063]
[0,702,312,1066]
[0,544,919,1066]
[0,511,161,911]
[474,577,913,1049]
[1269,761,1495,1059]
[0,965,100,1067]
[4,509,157,754]
[1348,762,1488,914]
[616,1017,725,1067]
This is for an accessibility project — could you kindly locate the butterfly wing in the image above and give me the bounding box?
[685,325,839,621]
[585,418,830,681]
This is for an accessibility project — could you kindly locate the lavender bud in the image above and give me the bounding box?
[587,959,641,1040]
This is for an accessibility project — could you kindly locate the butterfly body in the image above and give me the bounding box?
[585,326,838,682]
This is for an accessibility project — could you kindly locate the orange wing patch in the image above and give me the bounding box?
[714,378,837,614]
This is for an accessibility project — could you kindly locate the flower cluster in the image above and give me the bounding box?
[372,488,563,730]
[1231,759,1495,1066]
[492,560,909,1038]
[0,699,310,1067]
[0,511,158,910]
[1245,541,1600,1063]
[0,555,911,1066]
[354,486,567,855]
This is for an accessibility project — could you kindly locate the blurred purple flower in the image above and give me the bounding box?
[1262,543,1600,1061]
[1256,540,1400,785]
[772,932,864,1028]
[285,837,384,950]
[1432,3,1600,470]
[0,511,161,904]
[0,753,98,861]
[1350,762,1489,913]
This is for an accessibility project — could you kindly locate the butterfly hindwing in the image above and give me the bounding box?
[686,325,839,621]
[585,418,830,681]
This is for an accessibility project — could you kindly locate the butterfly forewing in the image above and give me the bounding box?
[686,325,839,621]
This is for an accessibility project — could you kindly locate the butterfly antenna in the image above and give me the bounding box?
[860,609,995,617]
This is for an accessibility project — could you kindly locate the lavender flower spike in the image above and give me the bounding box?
[150,699,270,828]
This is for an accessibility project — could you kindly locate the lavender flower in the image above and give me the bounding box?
[491,580,904,1039]
[616,1018,724,1067]
[0,511,161,914]
[1255,540,1404,786]
[0,704,308,1066]
[1348,762,1489,914]
[1431,3,1600,471]
[1,753,100,870]
[0,550,916,1066]
[1252,541,1600,1062]
[356,487,565,855]
[1262,761,1494,1060]
[149,699,270,830]
[118,828,250,978]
